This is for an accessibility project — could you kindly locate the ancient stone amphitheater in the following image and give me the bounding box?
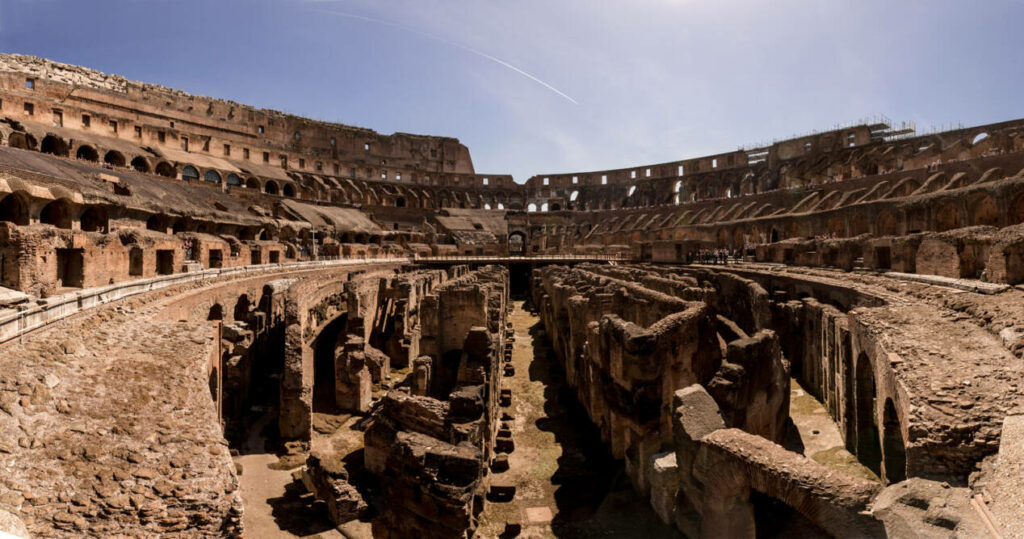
[0,54,1021,538]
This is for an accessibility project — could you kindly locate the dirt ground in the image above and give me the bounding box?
[477,300,681,538]
[787,380,878,482]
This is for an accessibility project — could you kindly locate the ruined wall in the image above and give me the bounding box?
[363,265,508,538]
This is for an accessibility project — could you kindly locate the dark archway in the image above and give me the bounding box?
[245,177,260,190]
[80,206,108,233]
[131,156,150,173]
[104,150,126,167]
[233,294,251,322]
[76,145,99,162]
[770,228,780,243]
[41,135,69,157]
[855,352,882,476]
[226,173,242,187]
[154,161,175,177]
[395,197,406,208]
[283,183,296,197]
[313,314,348,413]
[882,399,906,484]
[146,214,168,232]
[208,303,224,321]
[265,181,280,195]
[40,198,73,229]
[0,193,31,225]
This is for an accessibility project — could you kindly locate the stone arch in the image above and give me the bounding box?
[204,170,222,184]
[40,134,69,156]
[76,145,99,162]
[933,201,962,232]
[40,198,74,229]
[154,161,175,178]
[7,132,37,150]
[245,177,261,190]
[80,206,108,233]
[182,165,200,181]
[967,193,999,227]
[130,156,150,173]
[0,192,31,225]
[508,231,526,254]
[226,173,242,187]
[265,181,280,195]
[882,398,906,484]
[855,352,882,476]
[312,313,348,413]
[233,294,251,322]
[283,183,296,197]
[208,303,224,321]
[104,150,126,167]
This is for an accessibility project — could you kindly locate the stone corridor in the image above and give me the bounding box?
[477,300,679,538]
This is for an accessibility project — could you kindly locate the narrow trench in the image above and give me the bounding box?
[477,296,679,538]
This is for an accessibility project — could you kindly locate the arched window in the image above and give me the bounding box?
[972,132,990,145]
[627,185,636,197]
[182,165,200,181]
[484,203,491,210]
[264,181,280,195]
[226,173,242,186]
[497,203,504,210]
[570,190,579,201]
[204,170,221,184]
[527,203,537,212]
[245,177,260,189]
[283,183,296,197]
[541,203,549,212]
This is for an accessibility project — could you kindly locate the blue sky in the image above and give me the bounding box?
[1,0,1021,181]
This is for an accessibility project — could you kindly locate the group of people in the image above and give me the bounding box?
[688,248,740,265]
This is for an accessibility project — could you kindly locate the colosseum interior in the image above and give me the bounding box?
[0,54,1022,538]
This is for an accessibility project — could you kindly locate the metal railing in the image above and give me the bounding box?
[0,256,409,345]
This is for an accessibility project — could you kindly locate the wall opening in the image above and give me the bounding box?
[129,248,143,276]
[55,248,84,288]
[313,314,348,413]
[130,156,150,173]
[882,399,906,484]
[855,353,882,476]
[104,151,126,167]
[0,194,30,225]
[76,145,98,162]
[209,249,224,269]
[156,250,174,275]
[80,206,108,233]
[40,199,73,229]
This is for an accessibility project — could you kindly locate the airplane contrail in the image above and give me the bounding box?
[314,8,579,105]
